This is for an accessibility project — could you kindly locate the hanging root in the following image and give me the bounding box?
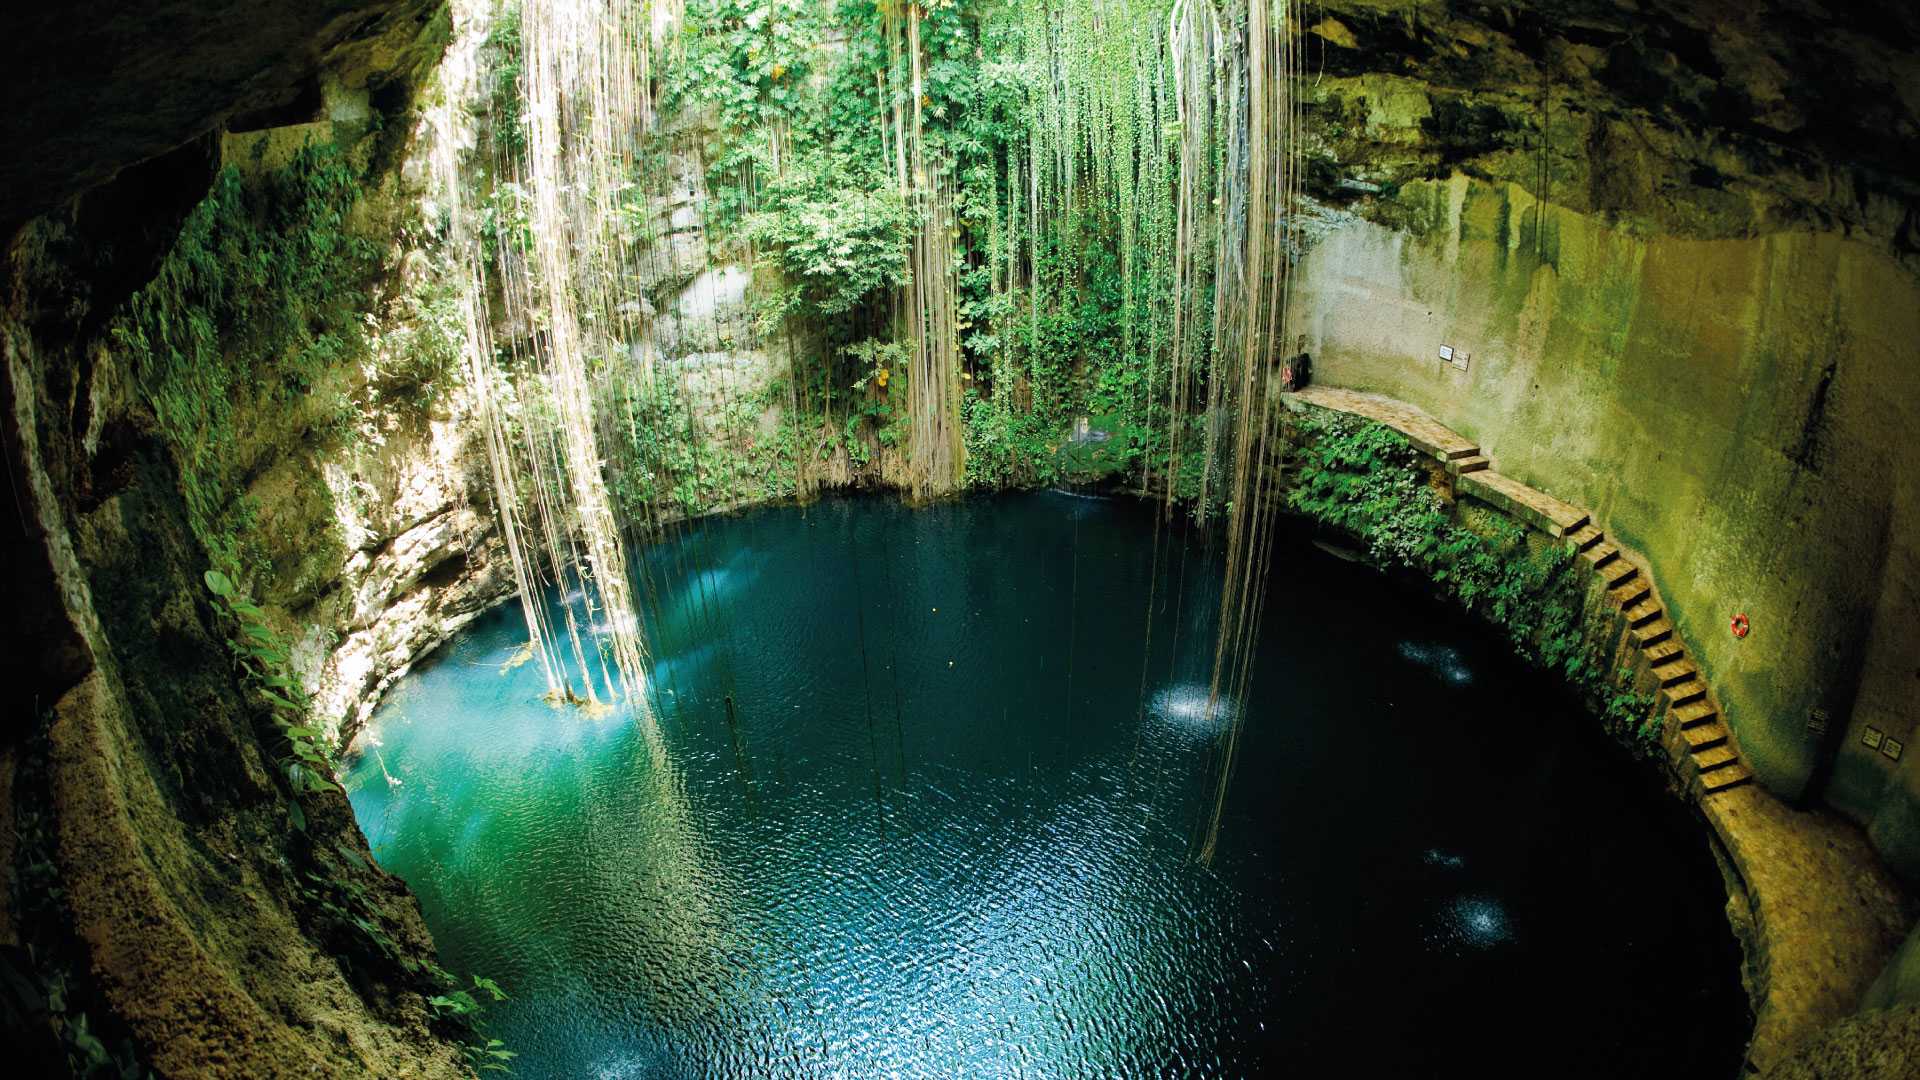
[1193,0,1304,866]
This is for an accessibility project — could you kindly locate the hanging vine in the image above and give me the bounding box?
[431,0,1304,849]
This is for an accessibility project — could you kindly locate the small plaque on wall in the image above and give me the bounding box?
[1863,726,1885,750]
[1807,708,1830,737]
[1883,738,1905,762]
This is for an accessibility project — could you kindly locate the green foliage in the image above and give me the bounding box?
[605,367,801,518]
[203,570,333,817]
[839,337,910,457]
[371,275,467,409]
[961,386,1036,488]
[1288,413,1643,742]
[479,182,532,267]
[744,160,911,318]
[483,1,527,156]
[1603,672,1664,749]
[110,143,376,572]
[515,0,1186,499]
[430,975,517,1074]
[669,0,829,226]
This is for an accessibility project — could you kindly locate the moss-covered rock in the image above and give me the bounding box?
[1303,0,1920,271]
[0,2,480,1074]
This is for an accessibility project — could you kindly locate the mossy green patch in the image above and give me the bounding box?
[108,142,376,581]
[1287,410,1661,748]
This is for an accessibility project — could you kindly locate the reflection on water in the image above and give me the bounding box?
[347,493,1746,1078]
[1397,640,1476,687]
[1433,894,1517,952]
[1148,684,1232,740]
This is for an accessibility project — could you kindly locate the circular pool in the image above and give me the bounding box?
[346,492,1748,1077]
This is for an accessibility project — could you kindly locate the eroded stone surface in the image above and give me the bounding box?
[1763,1004,1920,1080]
[1706,784,1914,1071]
[1305,0,1920,269]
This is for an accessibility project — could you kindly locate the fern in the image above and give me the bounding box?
[202,568,333,824]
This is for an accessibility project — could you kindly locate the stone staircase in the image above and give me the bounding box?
[1565,521,1753,793]
[1289,386,1753,796]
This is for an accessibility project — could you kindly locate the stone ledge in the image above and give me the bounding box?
[1289,385,1480,459]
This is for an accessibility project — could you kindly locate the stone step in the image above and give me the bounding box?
[1624,598,1664,628]
[1599,558,1639,588]
[1692,744,1740,773]
[1657,661,1699,688]
[1611,579,1652,610]
[1582,541,1620,567]
[1644,639,1687,667]
[1567,523,1604,551]
[1459,470,1590,537]
[1632,618,1675,647]
[1665,679,1708,707]
[1701,763,1753,794]
[1673,700,1719,728]
[1449,455,1491,475]
[1681,721,1728,751]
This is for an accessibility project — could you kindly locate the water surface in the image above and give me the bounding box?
[347,493,1747,1077]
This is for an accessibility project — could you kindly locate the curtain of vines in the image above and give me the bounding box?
[444,0,1305,851]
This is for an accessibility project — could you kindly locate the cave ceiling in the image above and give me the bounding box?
[0,0,1913,247]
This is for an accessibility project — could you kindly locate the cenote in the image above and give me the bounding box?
[346,493,1748,1077]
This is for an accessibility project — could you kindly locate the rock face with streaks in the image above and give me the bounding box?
[283,376,513,743]
[0,2,473,1075]
[1300,0,1919,268]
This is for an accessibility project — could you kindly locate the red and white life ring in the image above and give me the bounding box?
[1730,613,1750,639]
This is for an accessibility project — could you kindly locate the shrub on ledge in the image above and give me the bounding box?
[1287,410,1660,748]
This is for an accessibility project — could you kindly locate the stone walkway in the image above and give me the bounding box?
[1287,384,1913,1072]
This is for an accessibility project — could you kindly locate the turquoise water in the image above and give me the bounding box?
[346,493,1747,1077]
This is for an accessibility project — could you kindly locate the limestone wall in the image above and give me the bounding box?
[1289,174,1920,880]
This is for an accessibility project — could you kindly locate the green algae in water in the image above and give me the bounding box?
[346,493,1747,1077]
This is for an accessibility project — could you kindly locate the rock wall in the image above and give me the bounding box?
[0,157,466,1080]
[0,2,478,1074]
[1867,922,1920,1011]
[279,362,512,744]
[1301,0,1920,270]
[1288,173,1920,881]
[206,84,516,746]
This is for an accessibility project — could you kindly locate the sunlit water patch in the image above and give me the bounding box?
[1148,684,1233,741]
[1397,640,1476,687]
[347,495,1747,1077]
[1430,894,1518,953]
